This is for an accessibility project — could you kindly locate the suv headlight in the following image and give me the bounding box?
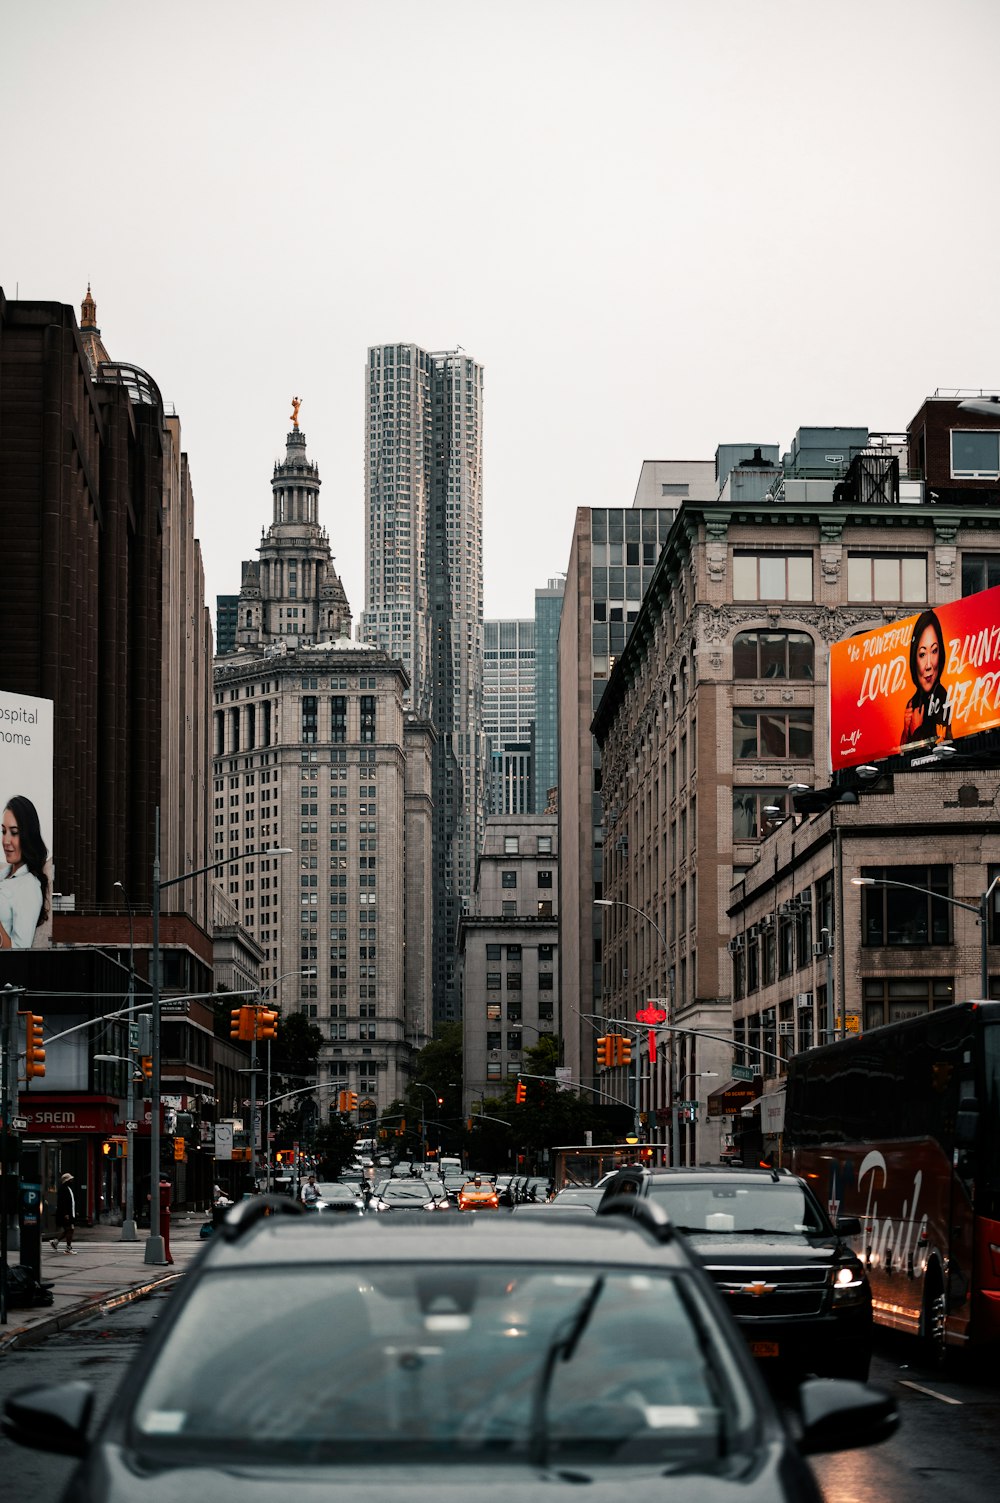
[831,1259,867,1304]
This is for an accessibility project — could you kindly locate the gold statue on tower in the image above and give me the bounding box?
[290,395,302,430]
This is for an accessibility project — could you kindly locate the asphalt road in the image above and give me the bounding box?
[1,1295,998,1503]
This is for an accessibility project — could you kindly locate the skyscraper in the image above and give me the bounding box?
[533,578,565,813]
[361,344,486,1023]
[484,619,535,814]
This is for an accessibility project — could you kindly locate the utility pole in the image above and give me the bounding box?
[1,985,26,1326]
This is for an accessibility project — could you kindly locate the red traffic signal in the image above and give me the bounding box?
[515,1080,526,1105]
[20,1012,46,1080]
[596,1036,612,1068]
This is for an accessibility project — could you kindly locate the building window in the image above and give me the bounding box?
[847,554,926,602]
[537,835,552,854]
[502,900,516,917]
[733,710,813,760]
[537,870,553,889]
[537,900,553,918]
[733,630,814,680]
[961,553,1000,596]
[952,429,1000,479]
[860,865,952,946]
[501,871,517,888]
[538,944,554,963]
[486,944,502,962]
[301,696,318,744]
[330,695,347,742]
[506,972,522,990]
[732,788,789,841]
[506,1032,522,1052]
[504,835,519,854]
[861,976,955,1030]
[359,694,376,743]
[486,1002,501,1021]
[538,972,554,991]
[732,553,812,601]
[486,972,502,990]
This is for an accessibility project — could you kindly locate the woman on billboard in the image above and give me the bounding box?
[901,609,952,746]
[0,795,49,948]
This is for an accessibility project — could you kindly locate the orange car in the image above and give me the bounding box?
[456,1177,499,1212]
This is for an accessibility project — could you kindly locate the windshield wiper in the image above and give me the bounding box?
[528,1276,605,1470]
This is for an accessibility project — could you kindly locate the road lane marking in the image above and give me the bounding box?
[897,1379,963,1405]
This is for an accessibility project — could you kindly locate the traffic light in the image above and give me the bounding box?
[174,1137,187,1162]
[515,1080,526,1105]
[140,1057,153,1081]
[230,1006,244,1041]
[255,1006,279,1040]
[615,1035,632,1066]
[20,1012,45,1080]
[347,1091,359,1111]
[596,1036,613,1068]
[337,1090,348,1112]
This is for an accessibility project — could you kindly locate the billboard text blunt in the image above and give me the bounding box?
[830,585,1000,771]
[0,690,55,950]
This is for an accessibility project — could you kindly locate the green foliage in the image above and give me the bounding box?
[312,1114,360,1179]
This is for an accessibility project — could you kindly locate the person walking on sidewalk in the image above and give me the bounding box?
[51,1172,77,1254]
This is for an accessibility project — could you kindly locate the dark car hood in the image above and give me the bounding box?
[75,1444,818,1503]
[682,1233,840,1263]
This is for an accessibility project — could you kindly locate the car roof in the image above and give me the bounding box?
[637,1166,802,1186]
[205,1198,694,1273]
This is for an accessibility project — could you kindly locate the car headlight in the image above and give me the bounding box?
[832,1261,867,1304]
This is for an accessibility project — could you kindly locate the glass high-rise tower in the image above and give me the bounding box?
[361,344,486,1023]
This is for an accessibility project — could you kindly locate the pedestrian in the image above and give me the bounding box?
[51,1171,77,1254]
[300,1174,320,1209]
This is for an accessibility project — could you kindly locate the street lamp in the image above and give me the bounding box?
[851,873,1000,1001]
[675,1071,718,1169]
[145,812,291,1266]
[411,1082,440,1161]
[112,881,137,1241]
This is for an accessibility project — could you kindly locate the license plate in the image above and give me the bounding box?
[750,1340,780,1358]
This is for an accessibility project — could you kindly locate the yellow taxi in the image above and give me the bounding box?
[456,1175,499,1212]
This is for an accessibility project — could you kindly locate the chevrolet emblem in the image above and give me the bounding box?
[742,1280,776,1298]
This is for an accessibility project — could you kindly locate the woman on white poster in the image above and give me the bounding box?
[0,794,49,948]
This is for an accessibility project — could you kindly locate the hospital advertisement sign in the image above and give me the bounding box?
[0,690,54,949]
[829,585,1000,771]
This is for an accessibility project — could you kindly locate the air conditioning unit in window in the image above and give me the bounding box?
[727,937,744,955]
[758,914,774,931]
[778,1021,795,1036]
[812,941,827,958]
[795,992,813,1008]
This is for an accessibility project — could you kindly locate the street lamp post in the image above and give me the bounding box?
[674,1071,718,1168]
[112,881,137,1241]
[145,813,291,1266]
[852,873,1000,1002]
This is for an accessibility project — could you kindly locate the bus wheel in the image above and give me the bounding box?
[921,1276,948,1368]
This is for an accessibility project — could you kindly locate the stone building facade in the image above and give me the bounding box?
[459,815,559,1115]
[592,403,1000,1166]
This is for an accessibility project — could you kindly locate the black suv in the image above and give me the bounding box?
[4,1194,895,1499]
[599,1165,872,1381]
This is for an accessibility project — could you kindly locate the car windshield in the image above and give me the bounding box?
[316,1184,356,1200]
[381,1181,434,1203]
[131,1261,739,1468]
[646,1181,827,1235]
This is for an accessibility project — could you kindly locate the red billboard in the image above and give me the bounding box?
[830,585,1000,771]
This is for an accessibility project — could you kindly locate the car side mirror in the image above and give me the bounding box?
[2,1381,93,1458]
[797,1378,898,1456]
[835,1215,862,1237]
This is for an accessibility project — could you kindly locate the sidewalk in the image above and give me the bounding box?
[0,1213,208,1352]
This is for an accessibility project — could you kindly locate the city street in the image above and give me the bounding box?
[2,1268,998,1503]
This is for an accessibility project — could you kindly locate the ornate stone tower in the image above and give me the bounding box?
[232,405,351,652]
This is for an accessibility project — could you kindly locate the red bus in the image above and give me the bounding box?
[784,1000,1000,1363]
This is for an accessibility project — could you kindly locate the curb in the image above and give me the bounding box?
[0,1270,183,1354]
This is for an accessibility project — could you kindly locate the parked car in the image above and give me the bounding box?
[2,1194,897,1499]
[598,1165,873,1381]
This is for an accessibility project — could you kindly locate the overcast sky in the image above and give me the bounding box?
[4,1,999,628]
